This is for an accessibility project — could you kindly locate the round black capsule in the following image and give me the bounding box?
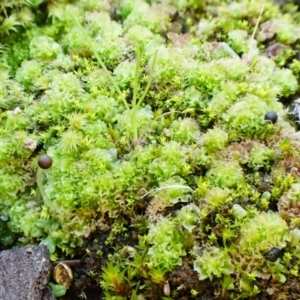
[264,111,278,124]
[265,247,282,262]
[38,154,53,169]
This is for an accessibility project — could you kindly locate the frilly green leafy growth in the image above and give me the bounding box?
[146,218,186,272]
[239,212,289,255]
[193,247,234,281]
[207,161,244,188]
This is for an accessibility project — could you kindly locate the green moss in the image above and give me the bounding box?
[207,161,244,188]
[194,246,234,281]
[146,218,186,271]
[1,0,300,298]
[239,212,289,255]
[29,35,62,60]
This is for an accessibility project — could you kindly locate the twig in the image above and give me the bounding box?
[250,5,265,42]
[52,260,81,267]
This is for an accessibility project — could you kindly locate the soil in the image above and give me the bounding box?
[58,228,300,300]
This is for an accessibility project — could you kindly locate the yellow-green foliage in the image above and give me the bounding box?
[239,212,289,255]
[1,0,300,298]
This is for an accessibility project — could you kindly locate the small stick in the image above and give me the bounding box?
[250,5,265,42]
[52,260,81,267]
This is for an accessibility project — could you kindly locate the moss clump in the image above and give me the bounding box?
[239,212,289,255]
[1,0,300,299]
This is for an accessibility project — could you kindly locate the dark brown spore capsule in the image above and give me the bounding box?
[38,154,53,169]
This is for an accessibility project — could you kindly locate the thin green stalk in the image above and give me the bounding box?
[131,111,138,145]
[37,168,53,209]
[132,46,142,108]
[250,5,265,42]
[131,46,142,144]
[73,18,129,110]
[73,16,158,147]
[131,49,157,146]
[137,50,158,107]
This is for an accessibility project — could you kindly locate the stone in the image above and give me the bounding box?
[0,245,55,300]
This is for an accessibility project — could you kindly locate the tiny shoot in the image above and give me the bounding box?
[73,18,158,147]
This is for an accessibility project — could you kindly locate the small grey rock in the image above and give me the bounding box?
[0,245,55,300]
